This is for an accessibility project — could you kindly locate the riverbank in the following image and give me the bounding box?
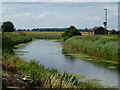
[3,32,110,88]
[63,35,118,62]
[62,50,119,70]
[3,54,112,88]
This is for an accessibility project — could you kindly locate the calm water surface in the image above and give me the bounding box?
[17,40,119,87]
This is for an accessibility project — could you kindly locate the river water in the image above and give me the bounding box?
[17,40,119,87]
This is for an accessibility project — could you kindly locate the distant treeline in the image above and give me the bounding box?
[16,28,90,32]
[16,28,119,34]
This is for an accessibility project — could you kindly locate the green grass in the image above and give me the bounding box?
[64,35,118,61]
[2,32,32,52]
[3,54,56,86]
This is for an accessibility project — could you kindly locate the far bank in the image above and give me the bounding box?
[63,35,119,62]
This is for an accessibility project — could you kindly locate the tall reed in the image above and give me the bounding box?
[64,35,118,61]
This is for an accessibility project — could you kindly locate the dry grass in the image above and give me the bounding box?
[81,32,89,34]
[21,31,63,39]
[9,31,89,36]
[23,31,89,34]
[23,31,64,34]
[81,32,89,35]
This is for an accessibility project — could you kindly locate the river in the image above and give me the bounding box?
[16,39,119,87]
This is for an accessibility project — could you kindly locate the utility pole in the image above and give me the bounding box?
[103,9,107,30]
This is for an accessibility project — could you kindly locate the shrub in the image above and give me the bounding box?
[109,30,119,34]
[62,26,82,40]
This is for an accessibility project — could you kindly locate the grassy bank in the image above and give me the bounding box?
[64,35,118,61]
[2,32,32,52]
[3,54,109,88]
[2,32,113,88]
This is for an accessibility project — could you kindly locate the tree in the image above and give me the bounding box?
[1,21,15,32]
[27,29,30,31]
[116,31,119,34]
[109,29,119,34]
[62,26,82,41]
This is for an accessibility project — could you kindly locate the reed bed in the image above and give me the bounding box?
[64,35,118,61]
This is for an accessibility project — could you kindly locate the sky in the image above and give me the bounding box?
[0,2,118,30]
[1,0,119,2]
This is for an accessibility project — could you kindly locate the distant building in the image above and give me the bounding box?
[89,26,108,35]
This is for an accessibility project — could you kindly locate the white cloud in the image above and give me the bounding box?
[3,12,61,26]
[2,0,28,1]
[5,12,57,19]
[113,13,118,16]
[37,12,57,18]
[7,13,32,18]
[101,5,118,11]
[2,2,117,29]
[3,12,104,29]
[83,16,102,21]
[1,0,119,2]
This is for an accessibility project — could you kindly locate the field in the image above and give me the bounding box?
[22,31,63,39]
[64,35,118,61]
[16,31,89,39]
[23,31,88,34]
[23,31,64,34]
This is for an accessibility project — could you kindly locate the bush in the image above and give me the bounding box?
[62,26,82,40]
[109,30,119,34]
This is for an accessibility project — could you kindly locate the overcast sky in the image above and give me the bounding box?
[1,0,119,2]
[1,2,118,30]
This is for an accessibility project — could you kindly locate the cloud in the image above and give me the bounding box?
[3,11,104,28]
[113,13,118,16]
[2,2,118,30]
[5,12,57,19]
[83,16,102,21]
[2,0,30,1]
[1,0,120,2]
[101,5,118,11]
[37,12,57,18]
[7,13,32,18]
